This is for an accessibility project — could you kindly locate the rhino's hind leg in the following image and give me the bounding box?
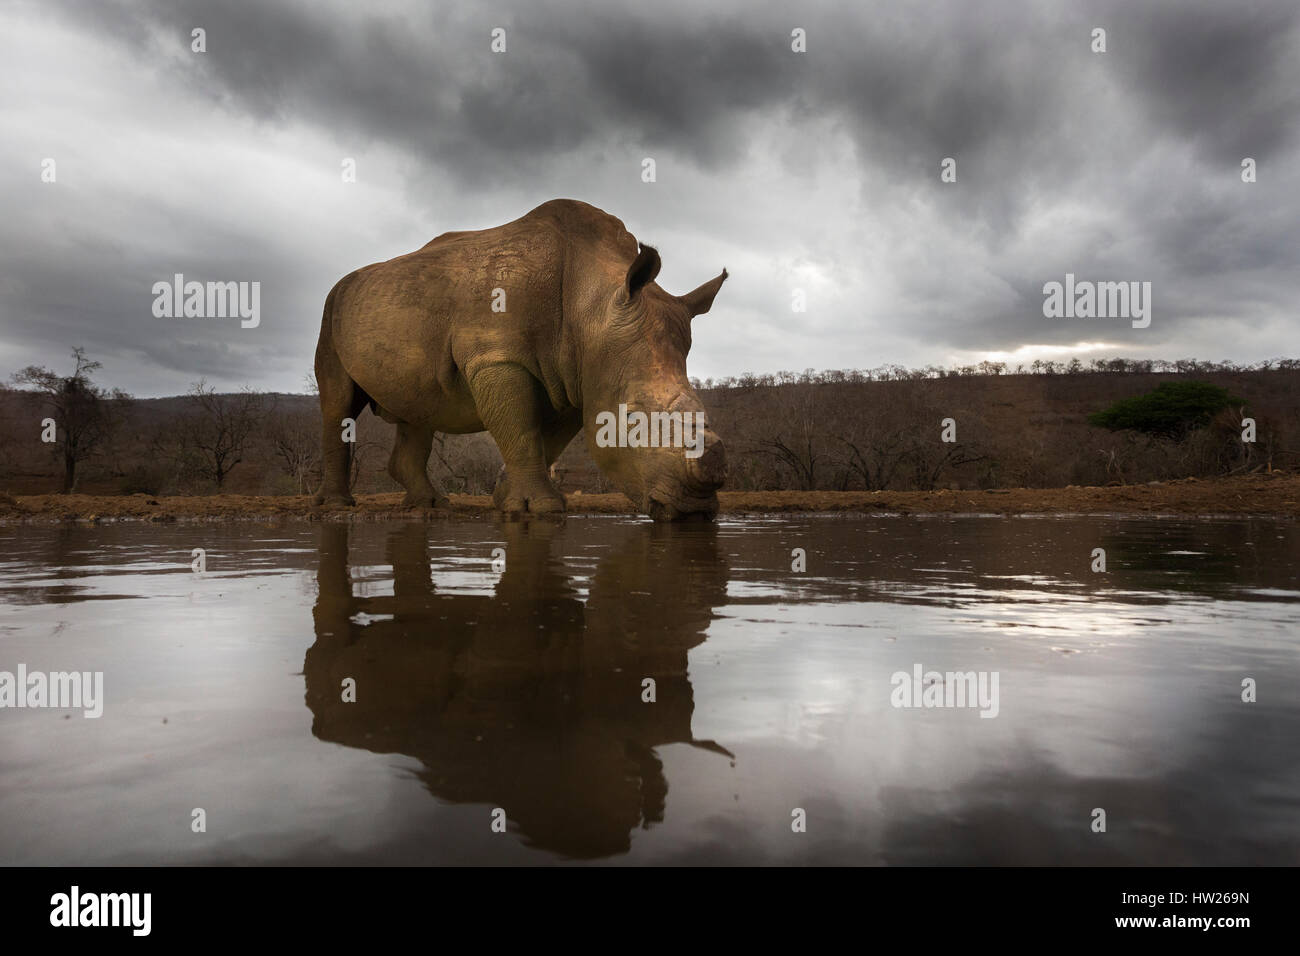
[388,422,450,509]
[314,339,368,508]
[471,365,566,516]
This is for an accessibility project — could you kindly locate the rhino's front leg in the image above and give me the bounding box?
[470,364,566,516]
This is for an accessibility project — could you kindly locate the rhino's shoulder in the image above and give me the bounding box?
[525,198,627,232]
[417,199,636,255]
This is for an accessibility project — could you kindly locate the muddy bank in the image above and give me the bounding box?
[2,474,1297,522]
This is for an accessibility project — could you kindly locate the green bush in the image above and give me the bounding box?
[1088,381,1242,440]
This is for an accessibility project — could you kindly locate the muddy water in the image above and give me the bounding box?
[0,515,1297,865]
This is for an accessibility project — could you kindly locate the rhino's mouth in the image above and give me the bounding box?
[642,450,724,521]
[646,490,719,523]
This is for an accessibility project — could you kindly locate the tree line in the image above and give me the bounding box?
[3,348,1298,497]
[690,356,1300,390]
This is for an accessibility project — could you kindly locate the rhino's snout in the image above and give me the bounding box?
[596,390,727,520]
[686,430,727,492]
[645,429,725,522]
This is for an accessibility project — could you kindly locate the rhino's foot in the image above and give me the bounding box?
[496,492,567,517]
[402,491,450,510]
[526,493,566,515]
[316,493,355,508]
[492,474,565,517]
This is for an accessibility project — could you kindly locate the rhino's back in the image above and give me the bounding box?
[339,200,631,311]
[325,200,634,427]
[419,198,637,263]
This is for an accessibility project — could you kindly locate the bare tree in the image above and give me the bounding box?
[426,431,503,494]
[755,383,822,490]
[893,384,989,490]
[836,432,906,491]
[904,424,988,490]
[11,347,129,492]
[268,404,322,493]
[182,381,266,488]
[829,388,911,490]
[0,384,22,481]
[349,436,382,493]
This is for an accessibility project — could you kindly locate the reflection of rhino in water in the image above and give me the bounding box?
[306,520,731,859]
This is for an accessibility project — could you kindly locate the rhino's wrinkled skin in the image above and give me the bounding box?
[314,199,728,520]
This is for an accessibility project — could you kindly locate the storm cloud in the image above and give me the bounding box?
[2,0,1297,395]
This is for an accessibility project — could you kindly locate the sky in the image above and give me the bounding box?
[1,0,1297,398]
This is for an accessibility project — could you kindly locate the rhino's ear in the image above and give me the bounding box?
[625,243,661,300]
[679,268,728,317]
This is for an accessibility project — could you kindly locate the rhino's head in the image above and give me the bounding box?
[584,244,728,521]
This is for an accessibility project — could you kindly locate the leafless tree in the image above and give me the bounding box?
[427,432,502,494]
[11,347,130,492]
[268,405,322,493]
[755,383,822,490]
[182,381,266,488]
[829,388,911,490]
[348,437,383,493]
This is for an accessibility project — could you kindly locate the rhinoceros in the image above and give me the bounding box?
[313,199,729,520]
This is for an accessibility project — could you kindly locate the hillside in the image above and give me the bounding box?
[2,365,1297,498]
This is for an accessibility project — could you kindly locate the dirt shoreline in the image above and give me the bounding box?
[1,474,1296,523]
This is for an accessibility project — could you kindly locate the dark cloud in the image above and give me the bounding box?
[1108,0,1300,165]
[2,0,1297,395]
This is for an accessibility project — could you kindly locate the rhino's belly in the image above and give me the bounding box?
[363,377,484,433]
[339,340,480,432]
[334,306,484,432]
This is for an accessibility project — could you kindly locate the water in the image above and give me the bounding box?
[1,515,1297,865]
